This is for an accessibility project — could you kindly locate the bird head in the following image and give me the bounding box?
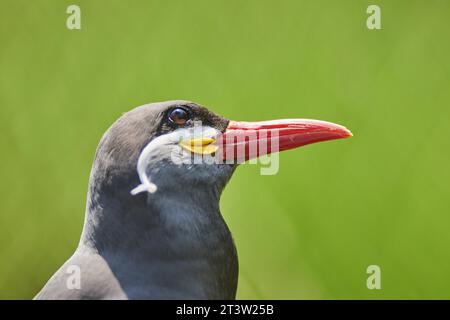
[89,100,352,204]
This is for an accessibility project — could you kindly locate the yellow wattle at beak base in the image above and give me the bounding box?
[179,138,218,155]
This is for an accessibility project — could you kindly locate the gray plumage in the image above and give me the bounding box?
[35,101,238,300]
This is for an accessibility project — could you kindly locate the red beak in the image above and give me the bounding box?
[217,119,352,162]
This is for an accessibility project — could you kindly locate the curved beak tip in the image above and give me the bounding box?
[338,126,353,138]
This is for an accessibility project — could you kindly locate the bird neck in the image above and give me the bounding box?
[78,183,238,299]
[80,181,224,249]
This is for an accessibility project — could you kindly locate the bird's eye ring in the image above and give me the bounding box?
[168,107,190,125]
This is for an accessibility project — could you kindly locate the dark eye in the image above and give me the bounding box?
[168,107,190,125]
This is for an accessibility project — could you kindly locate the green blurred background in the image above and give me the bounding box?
[1,0,450,299]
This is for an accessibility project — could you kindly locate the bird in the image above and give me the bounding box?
[34,100,352,300]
